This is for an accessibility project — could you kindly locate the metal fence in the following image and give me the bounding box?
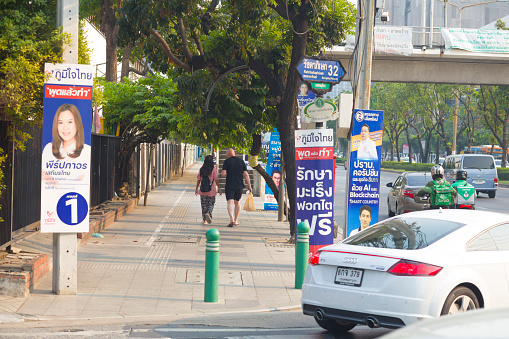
[0,125,122,247]
[0,124,198,247]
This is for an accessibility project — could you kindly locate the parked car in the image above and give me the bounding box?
[386,172,432,216]
[381,306,509,339]
[495,159,502,168]
[442,154,498,198]
[301,210,509,334]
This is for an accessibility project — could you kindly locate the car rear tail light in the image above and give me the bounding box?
[459,205,473,209]
[403,190,414,199]
[494,178,498,187]
[388,259,442,276]
[309,252,321,265]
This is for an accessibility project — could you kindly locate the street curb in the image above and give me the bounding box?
[0,305,302,327]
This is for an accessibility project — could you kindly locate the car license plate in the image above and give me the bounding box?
[472,179,485,184]
[334,267,364,287]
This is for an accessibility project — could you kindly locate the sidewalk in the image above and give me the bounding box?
[0,163,301,327]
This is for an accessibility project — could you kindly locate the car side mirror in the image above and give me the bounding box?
[386,182,393,188]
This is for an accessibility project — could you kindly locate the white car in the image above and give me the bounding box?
[302,210,509,334]
[381,306,509,338]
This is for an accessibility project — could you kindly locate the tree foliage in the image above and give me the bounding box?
[0,0,63,146]
[102,74,181,181]
[116,0,356,235]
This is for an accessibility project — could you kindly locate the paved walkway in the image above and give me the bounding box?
[0,163,301,326]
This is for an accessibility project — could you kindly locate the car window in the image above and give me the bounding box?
[488,223,509,251]
[442,158,449,169]
[407,175,430,186]
[344,217,466,250]
[467,232,498,251]
[394,176,403,187]
[463,156,495,169]
[454,157,461,169]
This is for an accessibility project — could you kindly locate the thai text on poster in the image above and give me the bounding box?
[346,109,384,238]
[295,129,334,256]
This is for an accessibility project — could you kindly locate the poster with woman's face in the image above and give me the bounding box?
[41,64,94,233]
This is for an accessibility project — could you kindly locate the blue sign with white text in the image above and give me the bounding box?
[297,58,345,83]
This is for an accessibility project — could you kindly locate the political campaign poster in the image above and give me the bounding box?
[346,109,384,238]
[295,129,334,256]
[264,129,281,210]
[297,82,316,108]
[40,64,94,233]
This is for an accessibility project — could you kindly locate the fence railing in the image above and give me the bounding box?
[0,122,199,247]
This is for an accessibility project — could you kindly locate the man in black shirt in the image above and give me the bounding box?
[221,148,252,227]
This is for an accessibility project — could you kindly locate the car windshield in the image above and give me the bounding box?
[344,217,466,250]
[406,175,430,186]
[463,156,495,169]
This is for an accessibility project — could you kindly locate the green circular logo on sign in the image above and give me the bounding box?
[315,98,325,108]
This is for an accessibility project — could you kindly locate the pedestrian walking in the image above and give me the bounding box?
[221,148,252,227]
[196,155,221,224]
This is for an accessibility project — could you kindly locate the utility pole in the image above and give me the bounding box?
[354,0,376,110]
[344,0,376,234]
[53,0,79,295]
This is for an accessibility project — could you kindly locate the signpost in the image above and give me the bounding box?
[297,58,345,83]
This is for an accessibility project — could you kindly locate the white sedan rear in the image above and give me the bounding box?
[301,210,509,334]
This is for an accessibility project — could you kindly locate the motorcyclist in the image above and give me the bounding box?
[451,169,476,209]
[417,165,456,209]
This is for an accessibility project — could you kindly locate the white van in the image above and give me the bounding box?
[442,154,498,198]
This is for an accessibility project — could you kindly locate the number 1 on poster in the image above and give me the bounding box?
[66,197,78,224]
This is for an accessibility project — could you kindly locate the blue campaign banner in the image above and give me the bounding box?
[40,64,94,233]
[264,129,281,210]
[346,109,384,238]
[295,129,334,256]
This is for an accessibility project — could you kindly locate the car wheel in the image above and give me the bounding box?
[388,199,395,217]
[441,287,480,315]
[314,318,357,334]
[488,191,496,198]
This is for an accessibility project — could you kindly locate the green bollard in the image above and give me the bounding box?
[295,221,310,289]
[204,228,220,302]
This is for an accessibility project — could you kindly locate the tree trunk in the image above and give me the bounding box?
[395,137,400,161]
[120,44,131,82]
[405,126,412,164]
[100,0,118,83]
[436,136,441,164]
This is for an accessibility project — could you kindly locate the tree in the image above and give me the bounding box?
[102,74,181,184]
[0,0,91,220]
[117,0,356,236]
[371,83,405,161]
[475,86,509,168]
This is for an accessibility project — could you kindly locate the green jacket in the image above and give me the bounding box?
[417,178,457,198]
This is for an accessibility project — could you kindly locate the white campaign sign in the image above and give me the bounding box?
[345,26,413,56]
[442,28,509,53]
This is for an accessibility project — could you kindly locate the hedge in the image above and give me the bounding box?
[335,158,509,180]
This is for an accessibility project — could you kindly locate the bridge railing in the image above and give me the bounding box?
[408,26,445,49]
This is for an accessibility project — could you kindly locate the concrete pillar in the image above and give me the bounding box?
[53,0,79,295]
